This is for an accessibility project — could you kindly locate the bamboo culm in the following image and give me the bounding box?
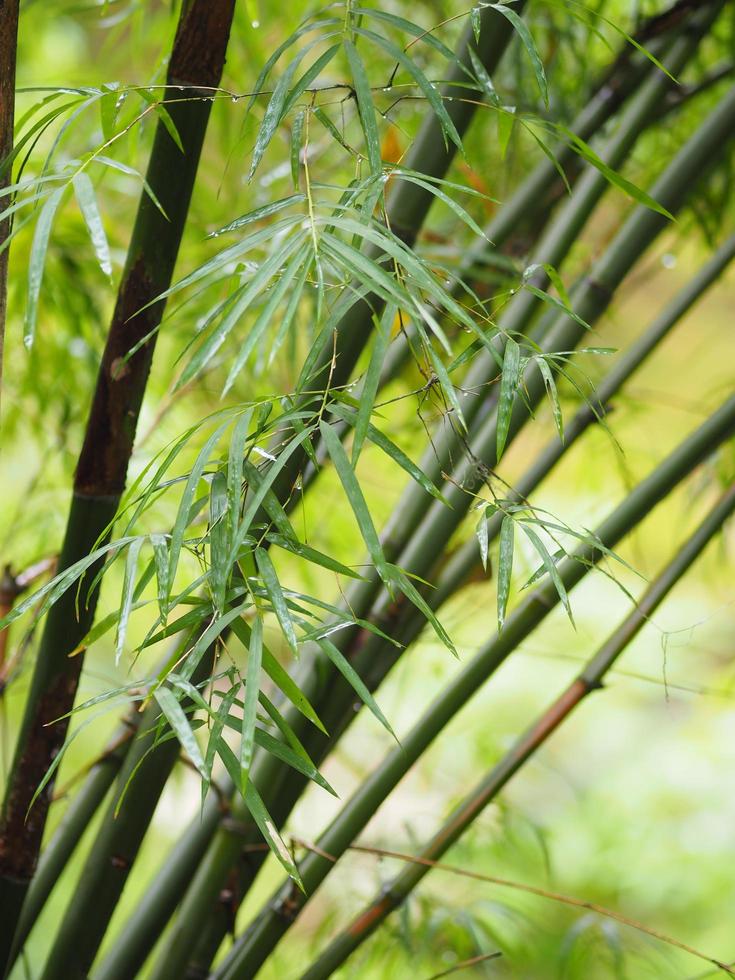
[295,483,735,980]
[0,1,236,969]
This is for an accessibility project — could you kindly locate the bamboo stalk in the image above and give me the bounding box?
[0,0,18,424]
[174,76,735,975]
[214,406,735,980]
[0,1,236,968]
[294,483,735,980]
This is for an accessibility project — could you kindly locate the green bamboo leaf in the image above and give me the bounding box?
[150,533,170,622]
[476,510,489,571]
[468,45,501,107]
[354,26,463,152]
[231,617,327,733]
[489,2,548,106]
[167,419,231,600]
[313,105,358,156]
[255,548,299,656]
[212,195,306,237]
[353,303,394,463]
[99,83,122,141]
[177,233,305,389]
[230,427,315,560]
[267,533,365,579]
[353,7,461,65]
[209,471,229,614]
[317,637,395,738]
[249,57,300,181]
[257,689,318,764]
[557,124,674,219]
[497,106,516,159]
[216,737,304,888]
[344,39,382,175]
[536,357,563,440]
[115,536,143,665]
[222,239,311,394]
[154,686,207,779]
[72,172,112,277]
[227,409,252,542]
[390,170,491,240]
[319,420,384,567]
[497,514,514,630]
[523,283,591,331]
[282,43,340,118]
[329,403,448,504]
[291,108,305,189]
[137,88,184,151]
[497,336,521,460]
[203,682,240,804]
[178,601,251,684]
[382,563,457,656]
[24,185,65,348]
[520,523,574,625]
[240,614,263,791]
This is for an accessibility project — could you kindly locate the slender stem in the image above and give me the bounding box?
[214,404,735,980]
[296,484,735,980]
[0,0,236,968]
[0,0,19,427]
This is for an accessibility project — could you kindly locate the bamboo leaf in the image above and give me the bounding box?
[317,637,395,738]
[291,108,305,188]
[232,617,327,733]
[255,548,299,656]
[520,523,574,625]
[344,39,382,175]
[497,514,514,630]
[319,420,384,567]
[476,510,489,571]
[240,614,263,791]
[536,357,563,440]
[489,2,548,106]
[354,26,463,152]
[115,536,143,665]
[497,337,521,460]
[154,686,207,779]
[382,563,457,656]
[72,172,112,277]
[24,185,65,348]
[209,471,229,614]
[352,303,394,463]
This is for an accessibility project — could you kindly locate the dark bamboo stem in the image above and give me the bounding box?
[0,1,235,968]
[296,483,735,980]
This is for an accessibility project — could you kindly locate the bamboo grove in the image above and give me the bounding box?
[1,0,734,976]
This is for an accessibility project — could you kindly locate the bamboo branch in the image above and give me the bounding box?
[0,1,236,968]
[294,483,735,980]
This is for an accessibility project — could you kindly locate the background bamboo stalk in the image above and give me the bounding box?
[0,1,236,968]
[295,483,735,980]
[170,75,735,972]
[213,400,735,980]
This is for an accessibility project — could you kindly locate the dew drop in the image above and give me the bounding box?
[251,19,260,28]
[661,252,677,270]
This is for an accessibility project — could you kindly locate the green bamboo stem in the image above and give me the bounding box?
[214,399,735,980]
[37,691,200,980]
[153,78,735,980]
[0,0,19,424]
[8,713,136,959]
[295,482,735,980]
[0,1,236,968]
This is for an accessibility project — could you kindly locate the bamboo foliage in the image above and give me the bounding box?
[0,2,734,978]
